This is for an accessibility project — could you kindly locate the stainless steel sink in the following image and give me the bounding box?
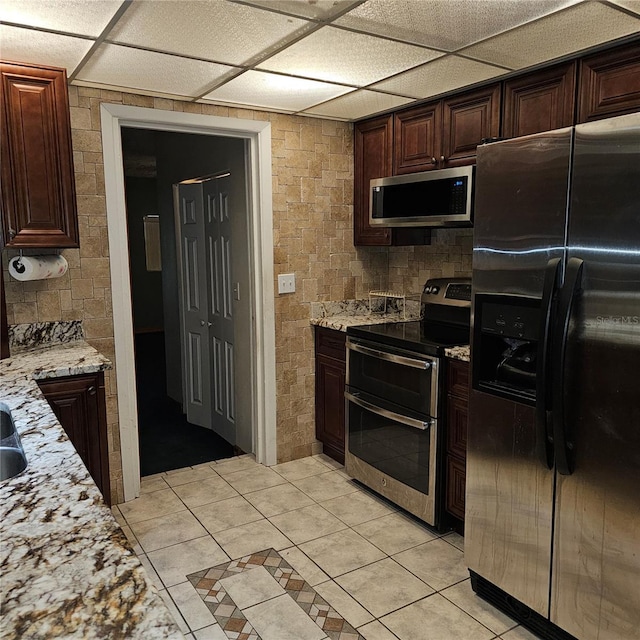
[0,404,28,482]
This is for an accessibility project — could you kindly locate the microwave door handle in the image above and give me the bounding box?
[552,257,584,476]
[345,392,432,431]
[348,342,435,370]
[536,257,562,469]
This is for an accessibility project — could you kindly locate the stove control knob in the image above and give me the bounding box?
[431,286,440,294]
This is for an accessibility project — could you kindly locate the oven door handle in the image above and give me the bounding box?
[345,392,432,431]
[347,342,434,370]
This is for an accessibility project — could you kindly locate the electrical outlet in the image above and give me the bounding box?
[278,273,295,294]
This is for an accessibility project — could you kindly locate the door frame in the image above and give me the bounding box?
[100,103,277,502]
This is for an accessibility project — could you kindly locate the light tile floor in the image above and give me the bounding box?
[113,454,538,640]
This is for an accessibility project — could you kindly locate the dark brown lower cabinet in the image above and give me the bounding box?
[38,372,111,505]
[315,327,346,464]
[445,358,469,531]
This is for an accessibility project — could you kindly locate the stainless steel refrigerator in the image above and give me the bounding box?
[467,112,640,640]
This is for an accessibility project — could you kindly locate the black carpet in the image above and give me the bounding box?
[135,332,235,476]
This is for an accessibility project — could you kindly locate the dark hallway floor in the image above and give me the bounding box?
[134,331,235,476]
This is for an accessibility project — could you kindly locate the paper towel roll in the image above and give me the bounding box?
[8,255,69,281]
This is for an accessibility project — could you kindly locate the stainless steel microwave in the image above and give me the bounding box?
[370,166,474,228]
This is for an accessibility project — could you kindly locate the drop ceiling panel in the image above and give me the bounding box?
[202,70,354,111]
[371,55,507,100]
[238,0,360,20]
[106,0,311,65]
[257,26,443,86]
[0,25,93,71]
[0,0,122,38]
[335,0,579,51]
[304,89,412,120]
[461,2,640,69]
[77,44,234,97]
[609,0,640,16]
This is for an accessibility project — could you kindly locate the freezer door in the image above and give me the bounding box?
[551,112,640,640]
[468,129,572,616]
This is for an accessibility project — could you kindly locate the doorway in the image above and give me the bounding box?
[101,104,277,501]
[121,129,247,475]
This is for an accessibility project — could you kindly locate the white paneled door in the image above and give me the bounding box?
[177,177,235,444]
[204,176,235,444]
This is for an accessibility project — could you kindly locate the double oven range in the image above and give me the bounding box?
[345,278,471,529]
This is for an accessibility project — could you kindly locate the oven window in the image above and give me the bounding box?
[348,399,431,494]
[348,344,436,417]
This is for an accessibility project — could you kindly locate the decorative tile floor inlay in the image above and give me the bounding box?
[188,548,363,640]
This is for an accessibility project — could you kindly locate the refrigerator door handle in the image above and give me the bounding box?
[536,257,562,469]
[552,256,584,475]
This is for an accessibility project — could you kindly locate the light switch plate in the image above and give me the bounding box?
[278,273,295,294]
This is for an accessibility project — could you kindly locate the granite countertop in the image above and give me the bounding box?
[445,345,470,362]
[0,341,183,639]
[310,297,421,332]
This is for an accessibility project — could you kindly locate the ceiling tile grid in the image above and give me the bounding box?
[0,0,123,38]
[460,2,640,69]
[201,69,355,112]
[303,88,413,120]
[0,24,93,71]
[105,0,313,66]
[371,54,508,100]
[1,0,639,121]
[334,0,581,51]
[76,44,235,98]
[256,25,444,85]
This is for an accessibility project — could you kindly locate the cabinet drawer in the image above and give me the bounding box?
[447,394,468,459]
[446,455,466,521]
[447,358,469,398]
[315,327,346,362]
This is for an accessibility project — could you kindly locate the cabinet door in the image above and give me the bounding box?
[442,84,501,166]
[0,61,78,248]
[354,116,392,246]
[446,456,466,521]
[394,102,441,174]
[503,62,576,138]
[447,395,468,460]
[315,351,346,465]
[38,373,111,504]
[577,42,640,123]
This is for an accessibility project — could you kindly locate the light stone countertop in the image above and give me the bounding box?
[0,341,183,640]
[310,297,421,332]
[445,345,471,362]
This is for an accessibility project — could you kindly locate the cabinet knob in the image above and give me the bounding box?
[200,320,205,326]
[440,155,446,163]
[88,386,96,395]
[8,228,16,240]
[430,156,437,165]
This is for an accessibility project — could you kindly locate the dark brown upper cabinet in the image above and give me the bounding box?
[503,62,577,138]
[577,42,640,123]
[354,115,393,246]
[1,61,79,248]
[394,102,441,174]
[354,115,429,246]
[442,84,501,167]
[393,84,500,173]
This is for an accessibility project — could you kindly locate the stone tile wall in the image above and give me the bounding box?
[3,87,474,502]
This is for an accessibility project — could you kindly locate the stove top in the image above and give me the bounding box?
[347,320,470,357]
